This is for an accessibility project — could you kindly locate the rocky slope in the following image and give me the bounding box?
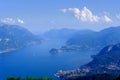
[55,43,120,80]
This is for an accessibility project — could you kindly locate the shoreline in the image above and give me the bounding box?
[0,48,16,54]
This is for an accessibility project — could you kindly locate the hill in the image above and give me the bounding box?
[50,26,120,53]
[55,43,120,79]
[0,24,41,53]
[41,28,78,40]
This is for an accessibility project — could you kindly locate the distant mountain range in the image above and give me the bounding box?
[55,43,120,80]
[41,28,78,40]
[0,24,41,53]
[50,26,120,53]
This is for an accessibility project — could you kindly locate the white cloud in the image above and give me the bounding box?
[0,18,24,24]
[18,19,24,24]
[103,15,112,22]
[61,6,112,23]
[1,18,15,24]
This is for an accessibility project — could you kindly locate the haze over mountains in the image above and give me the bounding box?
[50,26,120,53]
[1,24,120,80]
[1,0,120,80]
[0,24,41,53]
[1,24,120,54]
[41,28,78,40]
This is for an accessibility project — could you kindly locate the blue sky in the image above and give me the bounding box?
[0,0,120,34]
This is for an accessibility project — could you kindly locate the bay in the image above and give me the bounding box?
[0,39,98,80]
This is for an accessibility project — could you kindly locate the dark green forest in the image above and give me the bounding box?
[7,77,53,80]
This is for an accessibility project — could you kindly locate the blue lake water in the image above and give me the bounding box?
[0,39,98,80]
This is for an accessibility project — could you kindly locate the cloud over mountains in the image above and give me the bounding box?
[61,7,112,23]
[0,18,24,24]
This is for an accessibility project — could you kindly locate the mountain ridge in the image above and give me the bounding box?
[55,43,120,80]
[50,26,120,53]
[0,24,41,53]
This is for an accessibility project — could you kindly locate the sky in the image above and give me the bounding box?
[0,0,120,34]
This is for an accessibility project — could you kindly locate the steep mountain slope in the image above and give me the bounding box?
[50,26,120,53]
[55,43,120,80]
[67,26,120,50]
[0,24,40,53]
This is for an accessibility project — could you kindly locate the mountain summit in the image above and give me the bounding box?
[0,24,40,53]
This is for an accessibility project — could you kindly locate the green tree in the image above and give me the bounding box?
[7,77,16,80]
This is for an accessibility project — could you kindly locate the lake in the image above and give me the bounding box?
[0,39,98,80]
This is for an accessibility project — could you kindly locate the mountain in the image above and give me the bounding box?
[67,26,120,50]
[64,73,118,80]
[0,24,41,53]
[41,28,78,40]
[55,43,120,80]
[50,26,120,53]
